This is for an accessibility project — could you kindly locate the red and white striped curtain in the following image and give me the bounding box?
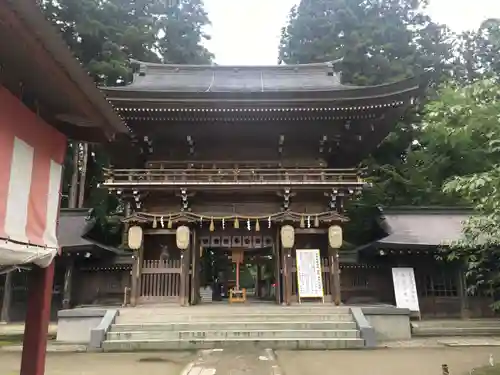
[0,86,66,267]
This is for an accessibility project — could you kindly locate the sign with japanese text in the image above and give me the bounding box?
[391,267,420,312]
[296,249,324,299]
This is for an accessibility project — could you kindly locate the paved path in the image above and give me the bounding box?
[0,323,57,337]
[2,345,500,375]
[277,347,500,375]
[184,348,279,375]
[0,352,196,375]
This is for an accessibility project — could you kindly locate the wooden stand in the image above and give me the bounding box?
[298,295,324,304]
[229,249,247,303]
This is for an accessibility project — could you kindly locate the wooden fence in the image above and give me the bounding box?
[139,260,182,303]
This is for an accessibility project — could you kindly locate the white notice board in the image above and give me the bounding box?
[391,267,420,313]
[296,249,324,299]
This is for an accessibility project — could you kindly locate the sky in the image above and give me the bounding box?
[203,0,500,65]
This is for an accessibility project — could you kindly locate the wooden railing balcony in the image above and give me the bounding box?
[102,167,366,190]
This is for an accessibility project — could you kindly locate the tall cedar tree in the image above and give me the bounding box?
[42,0,213,230]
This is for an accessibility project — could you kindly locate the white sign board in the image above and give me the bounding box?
[296,249,324,299]
[391,267,420,312]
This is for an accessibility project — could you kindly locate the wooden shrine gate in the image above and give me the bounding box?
[139,260,181,303]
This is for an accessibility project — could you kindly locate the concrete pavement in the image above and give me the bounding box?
[0,351,196,375]
[2,341,500,375]
[276,347,500,375]
[182,348,280,375]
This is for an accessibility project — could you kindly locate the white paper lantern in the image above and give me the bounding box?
[128,226,143,250]
[328,225,343,249]
[176,226,190,250]
[280,225,295,248]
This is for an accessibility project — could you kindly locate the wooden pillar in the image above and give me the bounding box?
[62,258,74,310]
[77,143,88,208]
[284,248,292,305]
[190,229,199,305]
[68,143,79,209]
[458,262,469,319]
[20,262,55,375]
[130,245,143,307]
[329,246,341,305]
[274,228,282,305]
[179,249,190,306]
[1,271,13,323]
[256,264,261,298]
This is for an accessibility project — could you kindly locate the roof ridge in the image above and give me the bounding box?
[130,58,343,70]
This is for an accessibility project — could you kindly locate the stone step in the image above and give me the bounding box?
[116,313,354,324]
[118,306,352,315]
[413,326,500,337]
[110,321,358,332]
[412,320,500,328]
[102,337,365,351]
[107,329,360,341]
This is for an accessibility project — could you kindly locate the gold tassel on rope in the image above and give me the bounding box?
[300,215,305,228]
[314,215,320,228]
[210,217,215,232]
[167,215,173,229]
[255,219,260,232]
[152,216,157,229]
[234,217,240,229]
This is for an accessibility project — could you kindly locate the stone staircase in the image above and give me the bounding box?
[102,305,364,351]
[412,319,500,337]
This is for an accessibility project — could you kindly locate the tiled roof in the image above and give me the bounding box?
[105,60,347,93]
[378,209,472,247]
[58,209,124,254]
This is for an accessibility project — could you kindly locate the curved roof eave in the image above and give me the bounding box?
[7,0,129,139]
[101,75,426,106]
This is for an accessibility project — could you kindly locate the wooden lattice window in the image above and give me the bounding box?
[417,270,458,297]
[342,269,370,289]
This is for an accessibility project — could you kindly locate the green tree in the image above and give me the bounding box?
[158,0,214,64]
[43,0,213,86]
[436,80,500,305]
[41,0,213,222]
[279,0,454,85]
[278,0,458,244]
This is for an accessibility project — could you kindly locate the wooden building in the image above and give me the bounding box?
[0,209,130,322]
[359,208,494,318]
[0,1,126,373]
[101,60,426,306]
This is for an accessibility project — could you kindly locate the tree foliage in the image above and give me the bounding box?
[41,0,213,223]
[43,0,213,86]
[433,80,500,304]
[279,0,454,85]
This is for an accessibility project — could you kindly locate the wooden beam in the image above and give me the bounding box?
[144,229,177,235]
[62,259,74,310]
[1,271,13,323]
